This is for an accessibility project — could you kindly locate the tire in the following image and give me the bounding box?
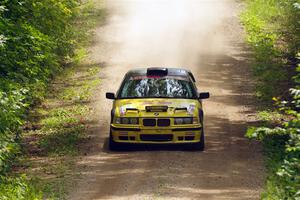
[197,110,205,151]
[192,129,205,151]
[109,130,121,151]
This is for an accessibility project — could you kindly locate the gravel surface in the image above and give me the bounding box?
[68,0,264,199]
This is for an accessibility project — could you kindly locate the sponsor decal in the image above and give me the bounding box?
[187,104,196,115]
[176,103,196,115]
[141,101,172,105]
[130,75,188,81]
[120,104,136,116]
[156,101,172,105]
[120,107,126,116]
[141,101,154,105]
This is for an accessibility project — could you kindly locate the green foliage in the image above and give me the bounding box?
[0,0,104,199]
[0,137,19,174]
[0,89,28,174]
[241,0,300,102]
[257,110,283,125]
[0,0,83,174]
[0,175,42,200]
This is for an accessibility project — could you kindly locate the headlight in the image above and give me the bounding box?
[174,117,195,124]
[122,117,129,124]
[174,118,183,124]
[115,117,139,124]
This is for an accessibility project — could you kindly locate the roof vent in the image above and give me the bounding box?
[147,68,168,76]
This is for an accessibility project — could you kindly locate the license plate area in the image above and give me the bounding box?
[140,134,173,142]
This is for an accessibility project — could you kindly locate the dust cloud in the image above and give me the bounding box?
[92,0,233,71]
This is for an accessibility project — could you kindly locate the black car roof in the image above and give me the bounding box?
[126,67,195,81]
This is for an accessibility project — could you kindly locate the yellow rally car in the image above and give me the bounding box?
[106,68,209,151]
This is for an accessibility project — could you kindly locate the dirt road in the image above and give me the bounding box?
[69,0,264,199]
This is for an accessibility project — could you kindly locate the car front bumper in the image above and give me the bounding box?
[110,125,202,144]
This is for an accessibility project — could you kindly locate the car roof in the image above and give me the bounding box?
[126,67,195,81]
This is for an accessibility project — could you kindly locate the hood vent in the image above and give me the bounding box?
[174,107,187,111]
[145,106,168,112]
[147,68,168,76]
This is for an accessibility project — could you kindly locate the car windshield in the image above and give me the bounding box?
[119,76,196,99]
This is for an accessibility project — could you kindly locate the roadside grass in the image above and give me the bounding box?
[20,62,101,199]
[0,1,105,199]
[240,0,292,103]
[257,110,284,126]
[23,62,100,199]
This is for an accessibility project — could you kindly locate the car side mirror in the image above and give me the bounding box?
[106,92,116,100]
[199,92,210,99]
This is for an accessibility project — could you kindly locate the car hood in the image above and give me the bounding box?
[114,98,201,117]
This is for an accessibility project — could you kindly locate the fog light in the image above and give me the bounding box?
[130,118,138,124]
[116,117,139,124]
[115,117,121,124]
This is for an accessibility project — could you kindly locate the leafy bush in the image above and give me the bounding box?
[0,175,42,200]
[0,1,102,199]
[0,0,84,173]
[241,0,300,102]
[246,58,300,200]
[247,87,300,199]
[242,0,300,199]
[0,89,28,174]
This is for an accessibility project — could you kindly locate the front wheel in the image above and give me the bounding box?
[188,129,205,151]
[109,131,121,151]
[194,130,205,151]
[194,110,205,151]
